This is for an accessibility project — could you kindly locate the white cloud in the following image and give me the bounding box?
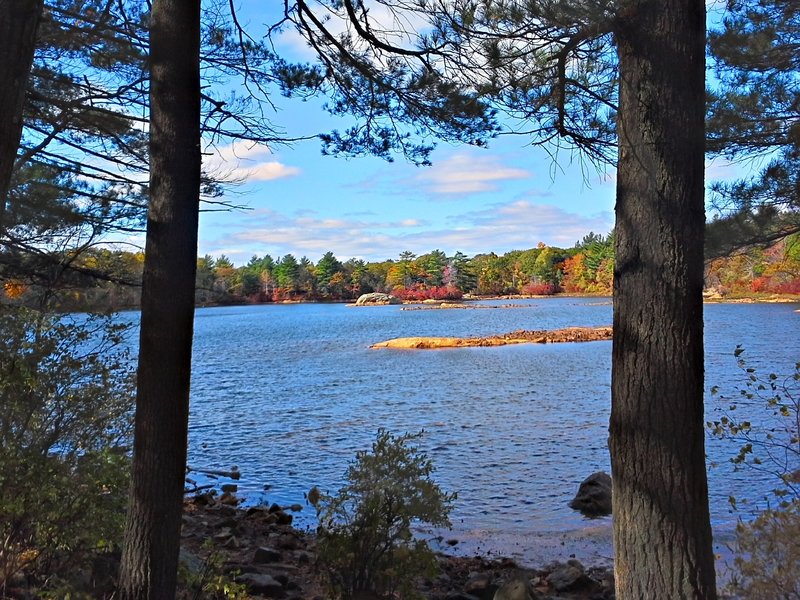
[200,198,613,264]
[451,199,613,248]
[204,140,301,183]
[416,153,531,194]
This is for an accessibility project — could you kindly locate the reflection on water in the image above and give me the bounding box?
[184,298,799,564]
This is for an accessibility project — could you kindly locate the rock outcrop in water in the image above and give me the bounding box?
[354,292,401,306]
[370,326,613,349]
[569,472,613,517]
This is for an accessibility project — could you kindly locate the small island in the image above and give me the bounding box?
[370,326,613,349]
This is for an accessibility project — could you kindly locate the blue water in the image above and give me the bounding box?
[181,298,798,564]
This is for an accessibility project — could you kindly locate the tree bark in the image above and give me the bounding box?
[118,0,201,597]
[0,0,44,234]
[611,1,716,598]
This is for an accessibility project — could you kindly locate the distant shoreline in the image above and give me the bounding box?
[196,291,799,310]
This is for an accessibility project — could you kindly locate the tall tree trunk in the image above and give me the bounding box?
[118,0,201,597]
[610,1,716,598]
[0,0,43,234]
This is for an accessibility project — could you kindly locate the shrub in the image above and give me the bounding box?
[0,306,135,591]
[726,501,800,600]
[773,277,800,295]
[312,430,456,599]
[178,544,249,600]
[708,349,799,599]
[391,284,463,302]
[521,282,558,296]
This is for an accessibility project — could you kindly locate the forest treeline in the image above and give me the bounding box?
[5,230,798,311]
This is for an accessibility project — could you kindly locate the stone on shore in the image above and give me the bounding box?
[493,574,539,600]
[236,572,285,597]
[546,559,601,593]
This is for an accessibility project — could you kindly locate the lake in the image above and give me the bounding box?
[184,298,799,566]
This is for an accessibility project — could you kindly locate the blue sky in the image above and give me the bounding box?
[192,1,742,266]
[199,133,623,265]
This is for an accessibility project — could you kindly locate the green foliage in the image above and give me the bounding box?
[0,305,134,589]
[312,430,455,599]
[706,0,800,247]
[18,232,800,310]
[274,253,299,292]
[707,347,799,506]
[179,546,249,600]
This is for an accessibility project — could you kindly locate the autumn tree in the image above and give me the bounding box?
[531,245,567,286]
[472,252,505,295]
[281,0,715,596]
[344,257,368,294]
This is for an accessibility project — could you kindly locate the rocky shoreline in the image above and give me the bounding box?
[179,494,617,600]
[370,327,613,350]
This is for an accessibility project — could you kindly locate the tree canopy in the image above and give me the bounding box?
[706,0,800,255]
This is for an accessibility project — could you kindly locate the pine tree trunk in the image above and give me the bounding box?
[611,1,716,598]
[0,0,43,233]
[118,0,201,597]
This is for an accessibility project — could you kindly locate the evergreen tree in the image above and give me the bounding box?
[274,253,299,292]
[451,251,476,293]
[706,0,799,254]
[422,249,447,287]
[297,255,316,295]
[118,0,201,596]
[316,250,343,293]
[2,0,291,293]
[397,250,416,288]
[0,0,43,224]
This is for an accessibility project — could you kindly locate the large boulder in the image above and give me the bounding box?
[569,471,612,516]
[493,574,539,600]
[355,292,400,306]
[546,559,596,593]
[236,572,285,597]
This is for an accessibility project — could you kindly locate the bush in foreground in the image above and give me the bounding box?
[725,500,800,600]
[311,430,456,599]
[708,349,799,599]
[0,306,135,593]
